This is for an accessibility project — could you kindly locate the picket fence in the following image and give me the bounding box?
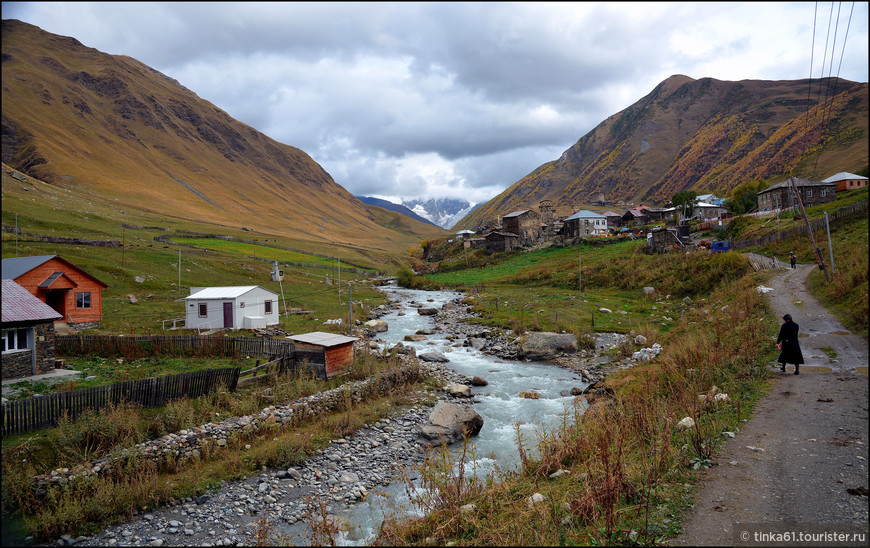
[1,367,240,437]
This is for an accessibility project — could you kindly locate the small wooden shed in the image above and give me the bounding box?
[288,331,359,379]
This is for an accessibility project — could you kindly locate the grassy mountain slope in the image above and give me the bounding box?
[1,19,447,258]
[458,75,868,231]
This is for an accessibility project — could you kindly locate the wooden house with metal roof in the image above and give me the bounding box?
[1,255,108,330]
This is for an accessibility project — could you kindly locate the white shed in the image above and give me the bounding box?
[184,286,280,331]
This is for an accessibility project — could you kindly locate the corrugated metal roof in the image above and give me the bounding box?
[1,255,108,287]
[760,177,833,191]
[287,331,359,347]
[565,210,605,221]
[185,286,274,300]
[822,172,867,183]
[1,255,57,280]
[2,279,63,323]
[502,210,532,218]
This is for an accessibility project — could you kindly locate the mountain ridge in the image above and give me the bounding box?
[456,74,868,231]
[1,19,447,257]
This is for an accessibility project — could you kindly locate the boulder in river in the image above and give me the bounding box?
[418,350,450,363]
[518,332,578,359]
[364,319,389,333]
[419,402,484,445]
[446,383,472,398]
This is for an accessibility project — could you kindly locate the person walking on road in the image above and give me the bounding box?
[777,313,804,374]
[789,251,797,269]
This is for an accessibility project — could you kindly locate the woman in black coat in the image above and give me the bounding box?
[777,313,804,374]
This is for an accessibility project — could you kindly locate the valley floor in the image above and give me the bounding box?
[671,263,869,546]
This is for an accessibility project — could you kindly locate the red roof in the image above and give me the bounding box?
[1,279,62,323]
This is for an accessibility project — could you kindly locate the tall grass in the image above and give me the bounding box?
[377,270,777,546]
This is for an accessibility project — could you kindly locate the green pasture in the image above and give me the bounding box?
[171,237,371,271]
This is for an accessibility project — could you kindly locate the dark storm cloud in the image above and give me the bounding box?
[3,2,868,204]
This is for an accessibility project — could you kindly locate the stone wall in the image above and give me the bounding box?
[35,359,428,487]
[1,322,56,380]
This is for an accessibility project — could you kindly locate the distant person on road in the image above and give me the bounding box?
[789,251,797,269]
[776,313,804,374]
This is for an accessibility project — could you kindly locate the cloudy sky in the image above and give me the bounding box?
[4,2,868,206]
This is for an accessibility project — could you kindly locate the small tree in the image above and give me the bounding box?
[671,190,698,221]
[725,180,769,214]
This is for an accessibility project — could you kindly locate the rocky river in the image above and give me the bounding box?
[41,285,655,546]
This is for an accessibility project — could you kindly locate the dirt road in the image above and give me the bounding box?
[671,263,869,546]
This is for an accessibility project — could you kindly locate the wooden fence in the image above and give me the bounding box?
[1,367,240,437]
[732,200,868,250]
[56,334,293,360]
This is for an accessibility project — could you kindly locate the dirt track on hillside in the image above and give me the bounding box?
[671,262,869,546]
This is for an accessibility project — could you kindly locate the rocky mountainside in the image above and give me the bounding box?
[457,75,868,232]
[355,196,437,227]
[402,197,477,230]
[1,20,446,253]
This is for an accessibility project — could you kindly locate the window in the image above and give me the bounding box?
[821,189,826,197]
[806,189,813,198]
[2,328,29,353]
[264,300,273,314]
[198,303,208,317]
[76,292,91,308]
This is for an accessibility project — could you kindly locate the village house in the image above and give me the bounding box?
[755,177,837,212]
[1,255,108,331]
[822,172,868,192]
[693,202,729,220]
[602,210,623,228]
[2,279,62,380]
[482,231,519,253]
[695,193,727,206]
[621,206,650,226]
[561,210,608,237]
[500,209,541,245]
[645,207,678,223]
[184,286,280,331]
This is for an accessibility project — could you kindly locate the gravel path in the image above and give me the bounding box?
[671,263,869,546]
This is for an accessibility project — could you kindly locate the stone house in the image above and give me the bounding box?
[501,210,541,245]
[561,210,607,237]
[483,231,519,253]
[2,279,62,380]
[756,177,837,212]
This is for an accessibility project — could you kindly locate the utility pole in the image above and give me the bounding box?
[788,177,830,282]
[825,212,834,273]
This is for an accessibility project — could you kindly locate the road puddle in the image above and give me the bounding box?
[855,367,868,376]
[831,331,852,336]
